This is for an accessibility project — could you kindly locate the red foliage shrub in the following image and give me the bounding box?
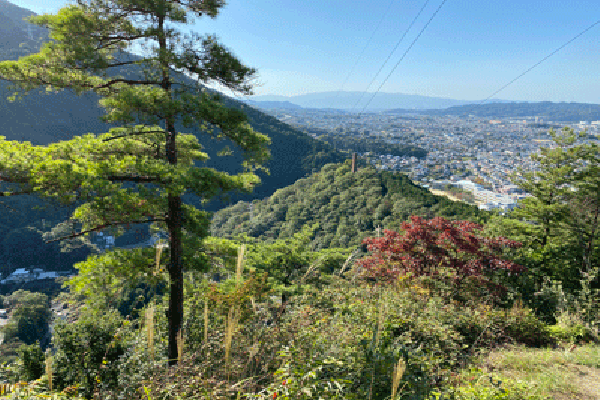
[356,216,524,293]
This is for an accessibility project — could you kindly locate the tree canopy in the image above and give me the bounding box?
[211,160,489,251]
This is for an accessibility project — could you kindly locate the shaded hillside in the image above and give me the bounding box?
[0,0,347,270]
[389,101,600,122]
[0,0,48,61]
[210,160,489,250]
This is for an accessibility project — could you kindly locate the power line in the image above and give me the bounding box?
[479,19,600,104]
[360,0,448,114]
[326,0,398,110]
[350,0,432,112]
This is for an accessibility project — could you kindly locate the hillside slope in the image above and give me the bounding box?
[210,160,488,250]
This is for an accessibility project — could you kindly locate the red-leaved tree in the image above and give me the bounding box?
[355,216,524,295]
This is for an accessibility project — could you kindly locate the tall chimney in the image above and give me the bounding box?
[352,152,357,173]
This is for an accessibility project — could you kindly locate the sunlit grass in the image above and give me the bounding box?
[460,344,600,399]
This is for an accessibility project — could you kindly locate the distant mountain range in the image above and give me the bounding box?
[247,91,513,111]
[248,92,600,122]
[392,102,600,122]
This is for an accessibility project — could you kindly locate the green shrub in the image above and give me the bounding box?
[50,309,130,399]
[502,304,554,347]
[16,342,45,382]
[547,321,597,344]
[244,345,353,400]
[439,370,550,400]
[1,291,51,348]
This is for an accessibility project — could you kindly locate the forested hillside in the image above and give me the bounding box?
[211,160,488,250]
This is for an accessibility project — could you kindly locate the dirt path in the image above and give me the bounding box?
[564,364,600,400]
[428,188,463,203]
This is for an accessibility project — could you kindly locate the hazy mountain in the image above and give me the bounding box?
[396,101,600,122]
[245,100,302,109]
[0,0,48,61]
[249,91,484,111]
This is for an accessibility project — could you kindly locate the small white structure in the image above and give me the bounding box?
[0,267,62,285]
[3,268,34,283]
[37,271,59,280]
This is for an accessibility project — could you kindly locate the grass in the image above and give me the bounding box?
[457,344,600,400]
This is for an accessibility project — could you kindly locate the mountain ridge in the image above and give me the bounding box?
[248,91,512,111]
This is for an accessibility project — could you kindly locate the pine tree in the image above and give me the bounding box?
[0,0,270,365]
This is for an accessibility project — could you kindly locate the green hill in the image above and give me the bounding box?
[210,160,489,250]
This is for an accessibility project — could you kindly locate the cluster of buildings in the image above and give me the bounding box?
[428,178,525,211]
[0,267,71,285]
[266,108,599,212]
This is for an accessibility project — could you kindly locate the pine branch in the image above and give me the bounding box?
[0,190,33,196]
[44,218,165,244]
[106,174,170,184]
[102,130,166,142]
[0,176,29,184]
[91,78,159,89]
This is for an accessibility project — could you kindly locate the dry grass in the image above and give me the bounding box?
[145,303,155,362]
[45,352,53,392]
[391,358,406,399]
[204,298,208,343]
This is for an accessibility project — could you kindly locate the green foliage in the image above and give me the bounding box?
[211,160,487,251]
[1,290,51,348]
[15,342,45,382]
[245,345,352,400]
[197,225,352,308]
[0,0,345,272]
[484,127,599,327]
[50,309,130,399]
[64,247,168,313]
[0,0,277,366]
[444,370,549,400]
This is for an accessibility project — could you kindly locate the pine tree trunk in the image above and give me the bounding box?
[157,13,184,367]
[165,111,183,367]
[167,193,184,366]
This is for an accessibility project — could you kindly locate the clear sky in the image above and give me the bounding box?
[10,0,600,103]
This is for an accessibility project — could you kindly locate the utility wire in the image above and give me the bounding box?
[326,0,398,110]
[479,19,600,104]
[360,0,448,114]
[350,0,432,112]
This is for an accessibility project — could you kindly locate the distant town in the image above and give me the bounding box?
[262,107,600,212]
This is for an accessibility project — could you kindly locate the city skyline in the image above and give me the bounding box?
[10,0,600,105]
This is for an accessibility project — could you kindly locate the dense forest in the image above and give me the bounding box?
[389,101,600,121]
[211,160,487,250]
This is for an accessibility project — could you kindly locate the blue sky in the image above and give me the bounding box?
[11,0,600,103]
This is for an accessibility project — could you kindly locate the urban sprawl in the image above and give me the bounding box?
[265,107,600,212]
